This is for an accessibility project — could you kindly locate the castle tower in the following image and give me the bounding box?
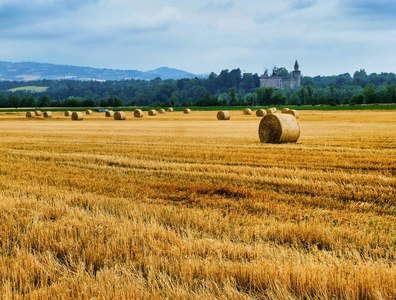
[292,60,301,88]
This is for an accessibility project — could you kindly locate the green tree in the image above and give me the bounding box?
[363,83,377,104]
[168,95,180,107]
[298,87,307,105]
[113,98,123,107]
[99,99,109,107]
[385,84,396,103]
[271,67,290,76]
[290,94,300,105]
[256,87,274,106]
[82,99,95,107]
[0,94,7,107]
[270,90,287,105]
[228,88,237,106]
[21,96,36,107]
[306,85,316,105]
[350,94,364,105]
[37,95,51,107]
[185,98,193,107]
[8,95,21,108]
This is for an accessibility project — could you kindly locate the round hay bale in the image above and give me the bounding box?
[71,112,84,121]
[148,109,157,116]
[256,109,267,117]
[43,111,52,118]
[64,111,72,116]
[217,110,230,120]
[184,108,191,114]
[35,111,42,116]
[281,108,290,113]
[86,110,93,115]
[26,111,36,118]
[114,111,126,120]
[167,107,173,112]
[158,109,166,114]
[266,107,277,114]
[105,110,115,117]
[258,113,300,144]
[134,109,144,118]
[285,109,299,119]
[243,108,252,115]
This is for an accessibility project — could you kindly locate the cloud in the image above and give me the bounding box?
[339,0,396,19]
[199,1,234,13]
[0,0,102,21]
[286,0,316,10]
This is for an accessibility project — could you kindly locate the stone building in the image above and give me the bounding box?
[260,60,301,90]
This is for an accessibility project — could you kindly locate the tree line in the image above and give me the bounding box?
[0,68,395,108]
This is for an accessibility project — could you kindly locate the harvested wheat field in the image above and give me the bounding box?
[0,110,395,299]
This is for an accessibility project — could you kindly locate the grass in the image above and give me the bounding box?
[8,86,49,93]
[1,103,396,113]
[0,110,395,299]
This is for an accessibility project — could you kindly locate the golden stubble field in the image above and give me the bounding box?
[0,110,395,299]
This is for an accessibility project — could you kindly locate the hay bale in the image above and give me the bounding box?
[167,107,173,112]
[285,109,299,119]
[86,110,93,115]
[281,108,290,113]
[266,107,277,114]
[43,111,52,118]
[158,109,166,114]
[64,111,72,116]
[35,111,42,116]
[134,109,144,118]
[114,111,126,120]
[105,110,115,117]
[243,108,252,115]
[26,111,36,118]
[184,108,191,114]
[256,109,267,117]
[258,113,300,144]
[71,112,84,121]
[217,110,230,120]
[148,109,157,116]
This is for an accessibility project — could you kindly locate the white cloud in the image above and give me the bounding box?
[0,0,395,76]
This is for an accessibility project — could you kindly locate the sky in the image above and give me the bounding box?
[1,0,396,77]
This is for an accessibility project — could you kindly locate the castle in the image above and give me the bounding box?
[259,60,301,90]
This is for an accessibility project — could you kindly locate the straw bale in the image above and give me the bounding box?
[64,111,72,116]
[86,110,93,115]
[158,109,166,114]
[256,109,267,117]
[105,110,115,117]
[258,113,300,143]
[114,111,126,120]
[266,107,277,114]
[217,110,230,120]
[71,112,84,121]
[281,108,290,113]
[167,107,174,112]
[285,109,299,119]
[134,109,144,118]
[243,108,252,115]
[35,111,42,116]
[43,111,52,118]
[26,111,36,118]
[148,109,157,116]
[184,108,191,114]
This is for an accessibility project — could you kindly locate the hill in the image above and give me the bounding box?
[0,61,201,81]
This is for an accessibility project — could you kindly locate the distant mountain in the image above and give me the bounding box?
[0,61,203,81]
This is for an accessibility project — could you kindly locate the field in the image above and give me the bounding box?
[8,86,49,93]
[0,110,395,299]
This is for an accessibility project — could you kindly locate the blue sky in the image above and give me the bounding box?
[1,0,395,76]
